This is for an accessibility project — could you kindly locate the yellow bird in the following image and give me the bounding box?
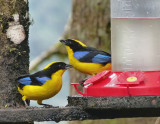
[60,39,111,75]
[17,62,72,107]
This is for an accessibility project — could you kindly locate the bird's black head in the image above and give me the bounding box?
[32,62,72,78]
[60,39,86,52]
[43,62,72,75]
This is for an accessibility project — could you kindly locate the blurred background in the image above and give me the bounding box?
[29,0,71,123]
[29,0,71,106]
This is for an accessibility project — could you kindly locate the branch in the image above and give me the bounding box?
[29,43,67,72]
[29,15,72,72]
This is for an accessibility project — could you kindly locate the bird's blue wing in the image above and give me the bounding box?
[17,76,51,86]
[73,50,111,64]
[73,51,89,60]
[17,77,32,85]
[35,77,51,84]
[92,54,111,63]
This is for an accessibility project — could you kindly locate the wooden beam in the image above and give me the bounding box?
[1,96,160,123]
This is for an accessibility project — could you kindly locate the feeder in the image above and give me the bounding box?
[71,0,160,96]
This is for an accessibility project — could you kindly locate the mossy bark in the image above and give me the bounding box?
[0,0,29,108]
[67,0,157,124]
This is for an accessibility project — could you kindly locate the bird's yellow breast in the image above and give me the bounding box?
[66,46,111,75]
[18,70,65,100]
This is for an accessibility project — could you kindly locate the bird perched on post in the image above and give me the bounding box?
[60,39,111,75]
[17,62,72,107]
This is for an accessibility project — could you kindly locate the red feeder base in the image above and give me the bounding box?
[71,71,160,96]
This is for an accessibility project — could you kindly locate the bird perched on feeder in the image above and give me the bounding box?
[60,39,111,75]
[17,62,72,107]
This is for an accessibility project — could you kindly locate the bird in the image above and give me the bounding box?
[60,39,111,75]
[16,62,72,107]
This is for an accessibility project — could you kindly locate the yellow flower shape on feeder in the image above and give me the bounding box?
[117,71,145,85]
[126,77,137,82]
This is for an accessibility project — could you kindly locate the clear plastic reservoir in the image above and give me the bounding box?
[111,0,160,71]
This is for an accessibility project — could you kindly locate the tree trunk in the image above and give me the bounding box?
[66,0,157,124]
[66,0,111,95]
[0,0,29,108]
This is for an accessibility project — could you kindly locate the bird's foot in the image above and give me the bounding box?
[25,106,35,109]
[23,100,33,109]
[79,78,88,87]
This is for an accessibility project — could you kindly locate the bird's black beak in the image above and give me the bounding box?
[60,40,67,45]
[65,64,72,69]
